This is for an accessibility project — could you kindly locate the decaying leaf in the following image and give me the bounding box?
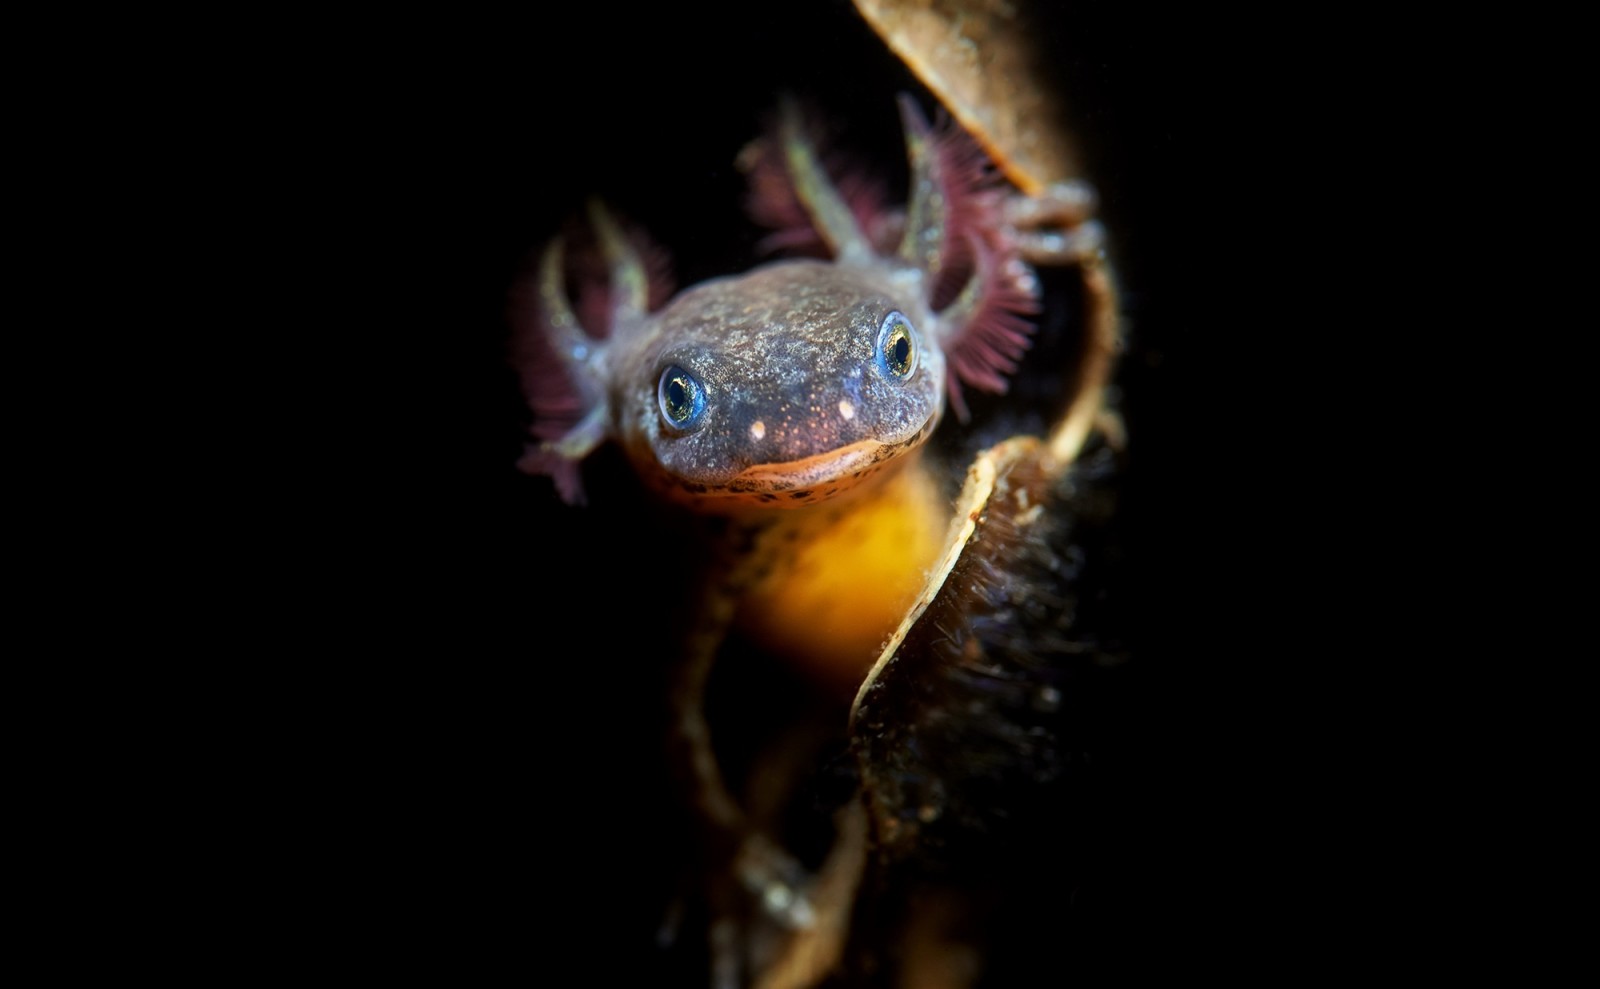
[851,0,1080,195]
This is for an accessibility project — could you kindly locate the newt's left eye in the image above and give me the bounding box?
[658,364,708,431]
[877,311,918,379]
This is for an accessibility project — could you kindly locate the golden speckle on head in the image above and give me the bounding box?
[750,420,766,441]
[838,398,856,420]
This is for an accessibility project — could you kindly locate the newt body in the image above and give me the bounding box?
[511,95,1110,982]
[515,96,1042,671]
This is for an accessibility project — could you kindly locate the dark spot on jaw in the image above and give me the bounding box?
[789,490,811,500]
[757,493,778,503]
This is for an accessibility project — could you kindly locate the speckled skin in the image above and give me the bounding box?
[609,258,944,509]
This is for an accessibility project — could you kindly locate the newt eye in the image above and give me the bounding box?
[658,364,707,430]
[877,311,918,379]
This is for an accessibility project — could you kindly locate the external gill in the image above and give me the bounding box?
[535,238,609,463]
[936,234,1039,406]
[585,197,650,318]
[536,199,658,469]
[891,95,1045,420]
[894,92,949,284]
[777,97,875,265]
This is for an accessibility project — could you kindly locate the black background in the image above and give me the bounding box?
[311,0,1307,980]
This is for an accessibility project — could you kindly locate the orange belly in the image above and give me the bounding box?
[737,462,948,690]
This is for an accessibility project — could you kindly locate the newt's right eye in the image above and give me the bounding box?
[658,365,708,431]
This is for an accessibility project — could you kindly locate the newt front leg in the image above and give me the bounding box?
[1000,179,1124,465]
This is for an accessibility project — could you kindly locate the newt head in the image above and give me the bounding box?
[614,259,945,510]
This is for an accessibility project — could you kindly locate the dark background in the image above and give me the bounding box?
[318,0,1300,980]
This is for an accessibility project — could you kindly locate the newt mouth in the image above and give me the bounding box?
[730,439,896,493]
[678,427,934,509]
[654,414,939,511]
